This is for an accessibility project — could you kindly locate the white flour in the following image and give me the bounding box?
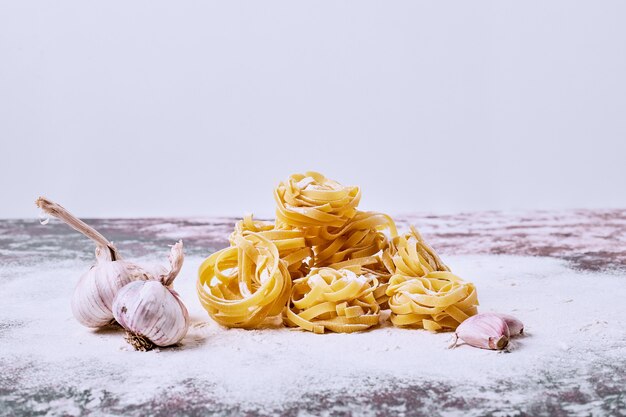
[1,254,625,415]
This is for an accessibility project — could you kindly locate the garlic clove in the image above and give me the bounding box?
[493,313,524,336]
[112,241,190,350]
[454,313,510,350]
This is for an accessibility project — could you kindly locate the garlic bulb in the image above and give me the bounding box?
[71,248,153,327]
[36,197,162,328]
[452,313,510,350]
[113,241,189,351]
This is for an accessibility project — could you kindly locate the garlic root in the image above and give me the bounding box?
[125,331,157,352]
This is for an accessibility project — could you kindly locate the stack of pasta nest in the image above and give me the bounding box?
[197,172,478,333]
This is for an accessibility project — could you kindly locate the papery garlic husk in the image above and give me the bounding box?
[494,313,524,336]
[112,241,190,350]
[140,263,169,284]
[454,313,510,350]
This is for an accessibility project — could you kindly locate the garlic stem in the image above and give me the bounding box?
[161,240,184,287]
[36,197,119,261]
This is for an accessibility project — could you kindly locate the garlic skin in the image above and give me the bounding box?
[454,313,510,350]
[112,241,189,350]
[71,248,151,327]
[113,281,189,348]
[70,251,168,328]
[140,263,169,284]
[495,313,524,336]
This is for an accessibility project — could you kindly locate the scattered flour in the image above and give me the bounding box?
[1,254,625,414]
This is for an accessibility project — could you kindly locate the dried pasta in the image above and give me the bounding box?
[308,211,398,308]
[273,172,398,313]
[196,171,480,333]
[230,214,313,279]
[384,226,478,330]
[310,211,397,269]
[197,233,291,328]
[274,171,361,231]
[388,225,450,276]
[386,271,478,331]
[285,267,380,333]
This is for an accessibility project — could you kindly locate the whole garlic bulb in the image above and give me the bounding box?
[36,197,166,328]
[113,241,190,350]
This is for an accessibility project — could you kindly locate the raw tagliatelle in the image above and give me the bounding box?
[384,226,477,331]
[197,233,291,328]
[307,210,398,308]
[388,225,450,276]
[230,215,313,279]
[285,267,380,334]
[309,211,397,269]
[386,271,479,331]
[274,171,361,231]
[196,171,481,333]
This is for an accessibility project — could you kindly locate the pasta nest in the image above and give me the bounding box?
[230,215,313,279]
[384,226,478,331]
[196,171,480,333]
[308,211,397,269]
[285,267,380,334]
[274,171,361,231]
[197,232,292,328]
[388,226,450,276]
[307,211,398,308]
[386,271,479,331]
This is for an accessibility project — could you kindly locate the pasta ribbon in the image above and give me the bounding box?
[311,211,397,268]
[389,225,450,276]
[386,271,479,331]
[285,267,380,333]
[385,226,478,330]
[307,210,398,308]
[197,233,291,328]
[230,214,313,279]
[274,172,361,231]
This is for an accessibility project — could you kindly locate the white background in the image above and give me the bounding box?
[1,1,625,218]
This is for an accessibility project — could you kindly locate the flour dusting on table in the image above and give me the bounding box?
[1,254,625,416]
[1,212,625,416]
